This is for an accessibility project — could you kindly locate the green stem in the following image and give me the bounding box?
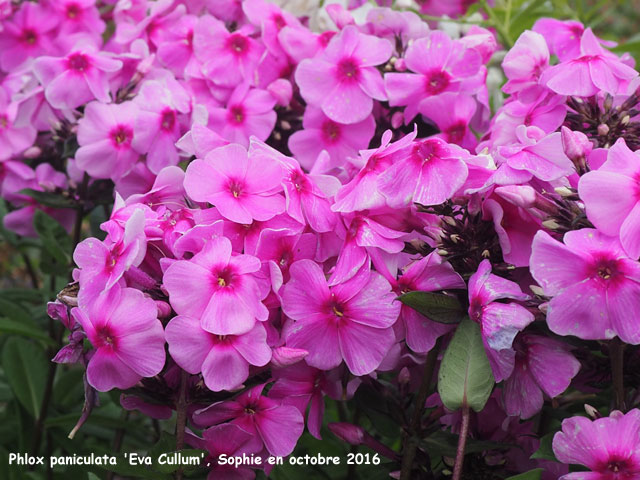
[452,405,470,480]
[399,340,441,480]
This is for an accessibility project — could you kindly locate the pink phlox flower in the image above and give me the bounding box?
[282,260,400,376]
[155,14,198,75]
[73,208,147,305]
[503,334,580,419]
[270,364,335,439]
[278,26,333,64]
[377,137,469,208]
[193,15,264,87]
[163,236,268,335]
[208,83,277,147]
[52,0,106,38]
[126,165,187,210]
[578,138,640,259]
[223,212,305,257]
[532,18,586,61]
[114,0,183,47]
[468,259,534,382]
[202,0,245,25]
[458,26,498,64]
[250,139,340,232]
[132,78,191,173]
[530,228,640,344]
[166,316,271,392]
[187,423,261,480]
[184,143,285,224]
[176,121,230,159]
[255,228,317,293]
[482,192,542,267]
[501,30,549,95]
[384,31,482,122]
[295,25,392,124]
[329,212,405,285]
[242,0,302,57]
[75,101,141,181]
[34,45,123,110]
[73,286,165,392]
[0,86,37,160]
[2,163,74,237]
[288,106,376,171]
[540,28,637,96]
[192,383,305,457]
[553,409,640,479]
[363,8,429,48]
[0,2,57,71]
[418,92,478,150]
[392,252,466,353]
[494,125,574,182]
[488,89,566,147]
[333,128,416,213]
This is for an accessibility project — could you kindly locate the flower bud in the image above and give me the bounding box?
[270,346,308,367]
[328,422,364,445]
[561,126,592,174]
[267,79,293,107]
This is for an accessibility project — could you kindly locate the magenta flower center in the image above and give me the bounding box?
[110,125,133,148]
[424,70,450,95]
[160,108,176,131]
[589,256,621,284]
[66,3,81,19]
[415,141,441,164]
[228,105,245,125]
[68,53,90,72]
[215,267,235,287]
[227,33,249,55]
[95,325,118,350]
[336,58,360,82]
[228,179,244,198]
[469,298,484,323]
[21,28,38,45]
[446,124,466,143]
[321,120,341,144]
[273,13,286,30]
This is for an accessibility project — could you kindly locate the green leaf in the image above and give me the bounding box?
[437,317,495,412]
[2,337,48,418]
[530,433,558,462]
[0,298,31,324]
[506,469,544,480]
[33,210,72,262]
[0,318,56,346]
[19,189,75,209]
[397,291,465,324]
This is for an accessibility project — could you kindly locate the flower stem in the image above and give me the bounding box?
[399,340,440,480]
[610,337,626,411]
[452,404,470,480]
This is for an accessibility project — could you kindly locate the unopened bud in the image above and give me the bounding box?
[584,404,601,419]
[621,114,630,125]
[23,146,42,159]
[561,126,592,173]
[390,111,404,129]
[597,123,610,136]
[394,58,407,72]
[328,423,364,445]
[155,300,172,319]
[542,219,560,230]
[267,78,293,107]
[529,285,545,296]
[270,346,308,368]
[554,186,574,197]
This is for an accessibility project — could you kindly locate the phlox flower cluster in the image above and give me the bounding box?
[2,0,640,477]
